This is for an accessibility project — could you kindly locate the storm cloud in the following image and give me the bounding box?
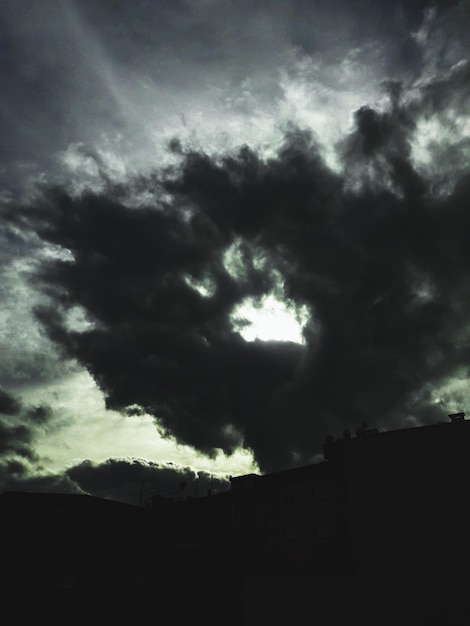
[9,43,470,473]
[2,1,470,485]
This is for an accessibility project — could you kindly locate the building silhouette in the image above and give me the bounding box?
[2,413,470,624]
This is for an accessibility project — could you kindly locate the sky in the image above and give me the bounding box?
[1,0,470,505]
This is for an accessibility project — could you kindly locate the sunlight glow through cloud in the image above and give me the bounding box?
[231,294,309,343]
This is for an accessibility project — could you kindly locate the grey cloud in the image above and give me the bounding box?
[12,57,470,473]
[415,0,470,72]
[0,387,21,415]
[1,470,84,496]
[0,1,115,190]
[0,225,78,388]
[3,0,470,479]
[1,0,458,194]
[2,455,229,506]
[0,388,54,488]
[66,458,230,505]
[0,423,33,459]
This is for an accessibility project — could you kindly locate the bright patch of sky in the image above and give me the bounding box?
[231,293,309,344]
[222,238,310,343]
[430,374,470,414]
[20,370,259,477]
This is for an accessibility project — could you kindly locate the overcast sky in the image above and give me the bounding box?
[1,0,469,505]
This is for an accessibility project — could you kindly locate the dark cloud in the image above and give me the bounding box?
[1,471,85,496]
[10,43,470,475]
[65,458,229,505]
[2,0,470,479]
[0,422,35,459]
[0,387,21,415]
[0,388,54,488]
[2,456,229,506]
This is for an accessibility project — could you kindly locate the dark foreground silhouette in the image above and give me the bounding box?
[3,415,469,624]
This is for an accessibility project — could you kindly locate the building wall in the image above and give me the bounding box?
[5,419,470,623]
[338,420,470,622]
